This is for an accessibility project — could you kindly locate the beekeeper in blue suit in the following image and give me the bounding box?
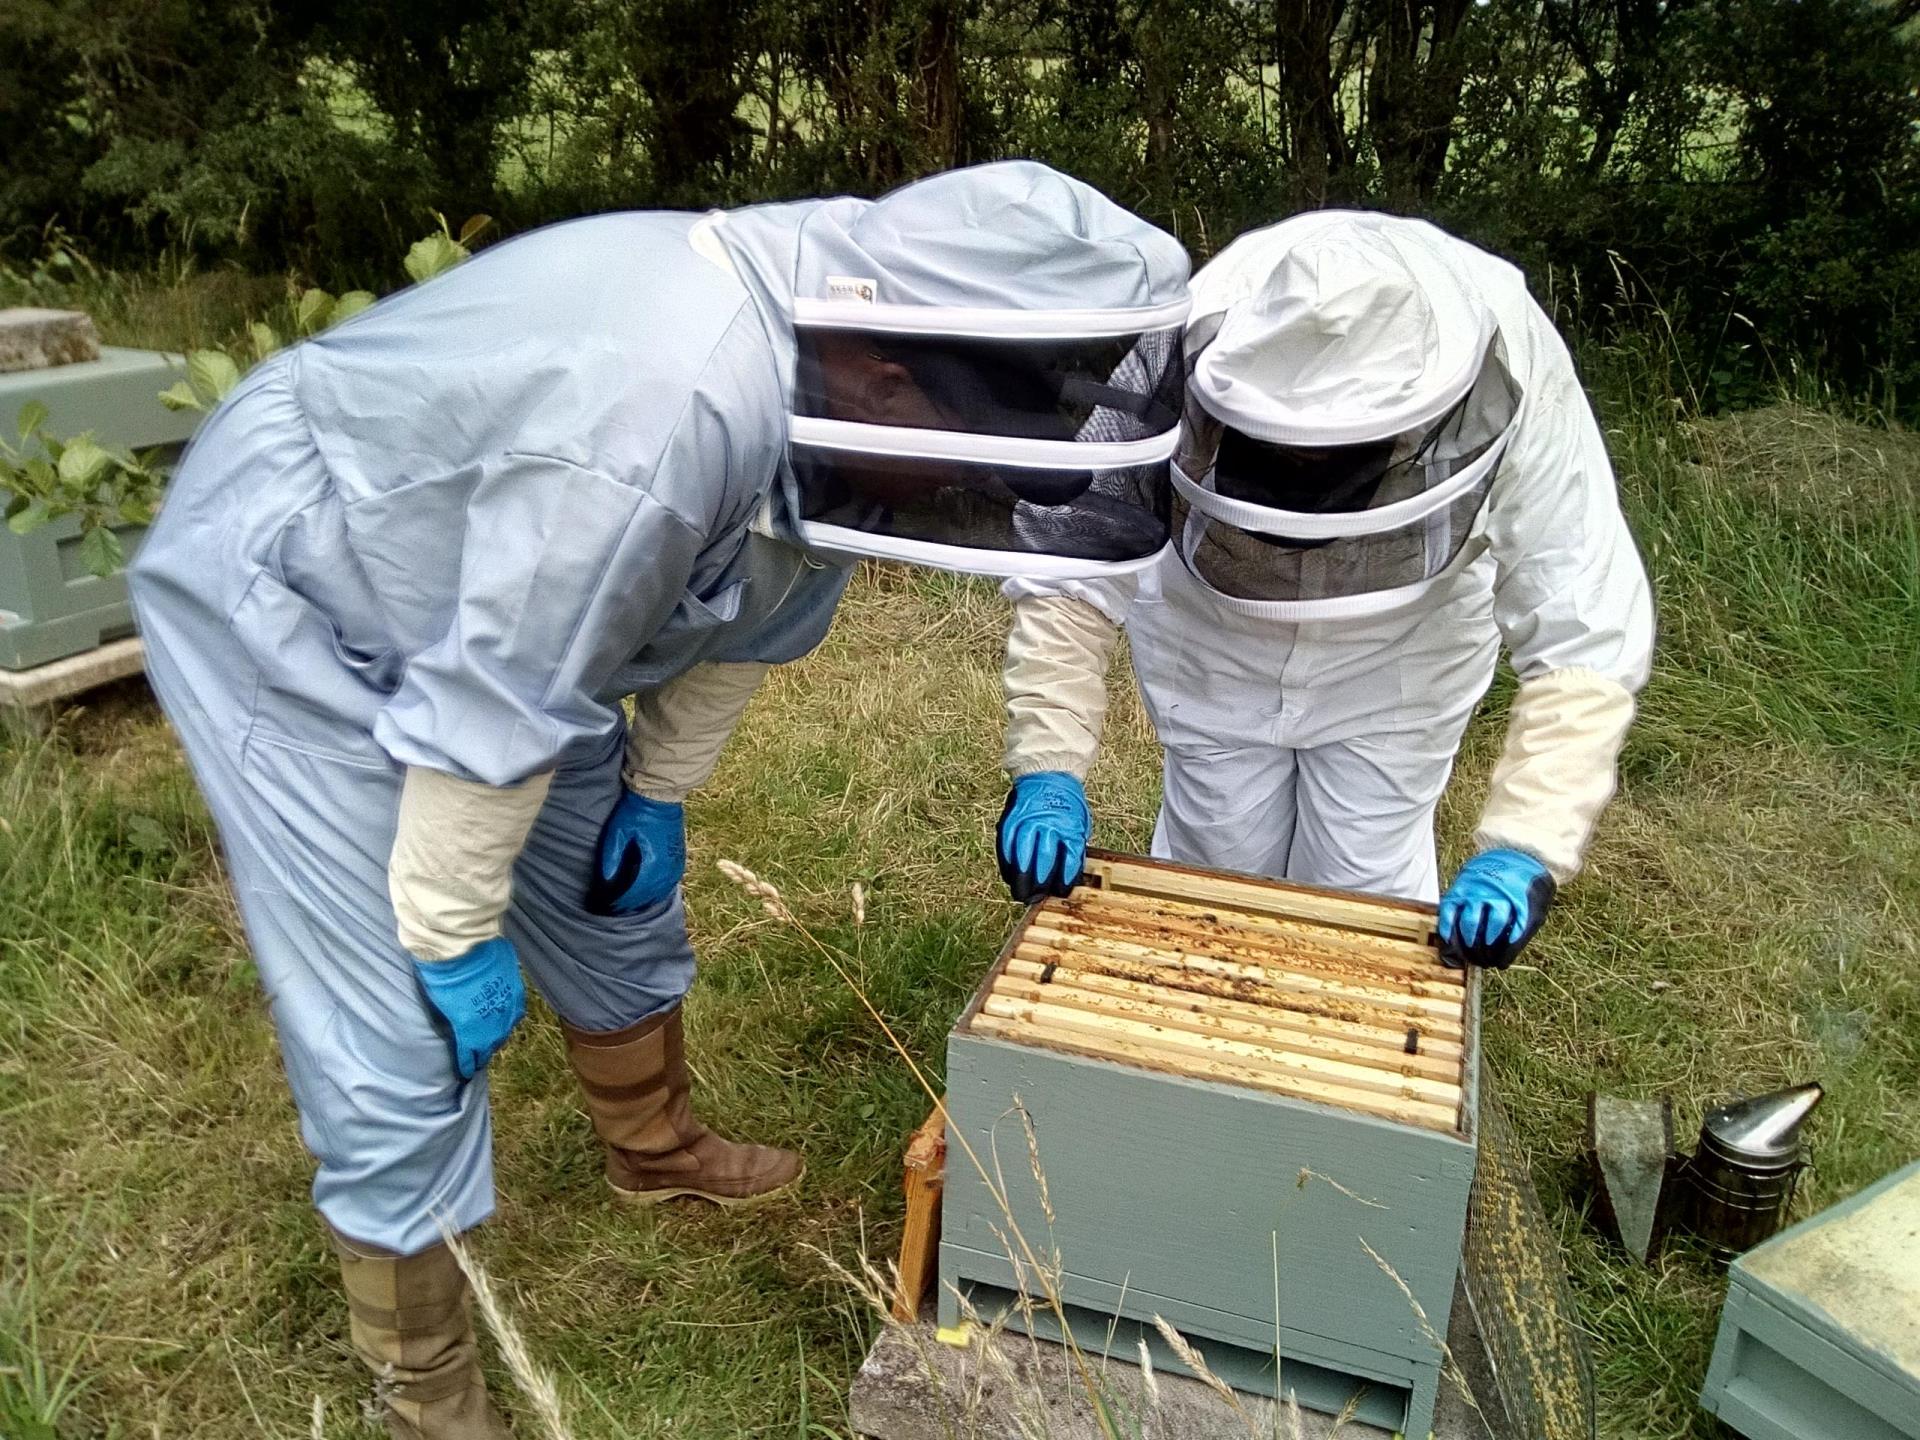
[996,211,1653,969]
[130,161,1189,1438]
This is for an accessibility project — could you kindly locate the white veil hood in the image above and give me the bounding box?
[719,163,1193,580]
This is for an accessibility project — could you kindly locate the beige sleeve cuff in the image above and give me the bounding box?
[623,661,771,803]
[1002,594,1121,781]
[389,767,554,962]
[1471,666,1638,883]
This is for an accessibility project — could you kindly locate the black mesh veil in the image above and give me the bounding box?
[1170,342,1522,612]
[792,327,1183,571]
[795,329,1181,440]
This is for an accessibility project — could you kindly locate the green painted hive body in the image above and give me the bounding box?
[0,348,196,670]
[1700,1158,1920,1440]
[939,853,1478,1439]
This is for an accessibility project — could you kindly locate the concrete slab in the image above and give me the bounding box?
[0,635,145,730]
[851,1280,1500,1440]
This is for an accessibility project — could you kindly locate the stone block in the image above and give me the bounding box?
[0,635,145,730]
[0,308,101,374]
[851,1281,1499,1440]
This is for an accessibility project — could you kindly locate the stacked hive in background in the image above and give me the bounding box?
[0,310,196,670]
[940,852,1477,1438]
[1700,1158,1920,1440]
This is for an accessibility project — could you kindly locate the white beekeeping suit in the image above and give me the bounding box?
[1001,210,1653,926]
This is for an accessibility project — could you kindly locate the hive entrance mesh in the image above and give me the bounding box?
[1462,1068,1597,1440]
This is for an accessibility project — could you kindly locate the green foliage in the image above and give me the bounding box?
[4,219,477,575]
[0,406,165,576]
[5,0,1919,411]
[305,0,542,220]
[403,212,492,284]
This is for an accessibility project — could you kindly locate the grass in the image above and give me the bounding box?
[0,246,283,357]
[2,288,1917,1437]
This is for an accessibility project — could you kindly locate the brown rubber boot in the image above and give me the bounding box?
[561,1005,804,1207]
[330,1226,512,1440]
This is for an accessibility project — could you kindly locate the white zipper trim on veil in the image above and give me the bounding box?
[1169,424,1512,540]
[790,296,1192,339]
[790,416,1179,470]
[797,521,1171,581]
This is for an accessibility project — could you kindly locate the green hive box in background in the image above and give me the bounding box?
[0,348,199,670]
[939,853,1478,1439]
[1699,1158,1920,1440]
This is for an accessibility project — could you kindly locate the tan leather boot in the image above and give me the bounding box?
[562,1005,803,1207]
[330,1226,512,1440]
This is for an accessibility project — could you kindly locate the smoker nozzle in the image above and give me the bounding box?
[1699,1082,1824,1167]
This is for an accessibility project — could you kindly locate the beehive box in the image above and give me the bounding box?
[0,346,196,670]
[1699,1158,1920,1440]
[939,851,1477,1438]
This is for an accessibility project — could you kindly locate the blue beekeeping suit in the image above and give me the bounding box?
[129,161,1191,1261]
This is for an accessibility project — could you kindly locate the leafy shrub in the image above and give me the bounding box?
[1,216,484,575]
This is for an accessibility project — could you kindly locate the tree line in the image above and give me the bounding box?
[6,0,1918,412]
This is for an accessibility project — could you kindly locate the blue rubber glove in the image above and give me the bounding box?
[1436,848,1558,970]
[997,772,1093,903]
[413,937,527,1080]
[585,790,686,916]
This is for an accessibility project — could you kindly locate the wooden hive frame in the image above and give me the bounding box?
[938,850,1480,1436]
[970,852,1471,1135]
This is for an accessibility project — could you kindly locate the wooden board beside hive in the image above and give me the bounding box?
[939,851,1480,1439]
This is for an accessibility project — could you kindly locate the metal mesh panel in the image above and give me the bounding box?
[1173,476,1491,605]
[795,327,1183,441]
[1463,1066,1597,1440]
[794,452,1170,562]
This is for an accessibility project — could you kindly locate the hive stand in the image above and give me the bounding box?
[936,852,1478,1440]
[0,635,146,734]
[891,1110,948,1322]
[852,1281,1500,1440]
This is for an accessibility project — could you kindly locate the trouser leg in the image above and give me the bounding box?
[507,724,801,1205]
[1150,740,1300,877]
[131,388,507,1425]
[138,608,495,1254]
[1289,724,1477,902]
[1128,560,1305,879]
[505,725,694,1032]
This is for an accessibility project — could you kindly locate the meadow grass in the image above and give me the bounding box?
[0,297,1916,1437]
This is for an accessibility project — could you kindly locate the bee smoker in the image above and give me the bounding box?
[1673,1082,1823,1257]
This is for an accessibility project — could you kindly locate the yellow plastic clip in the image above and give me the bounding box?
[933,1321,975,1348]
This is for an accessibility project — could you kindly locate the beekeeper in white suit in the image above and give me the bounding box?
[131,161,1188,1437]
[995,210,1654,970]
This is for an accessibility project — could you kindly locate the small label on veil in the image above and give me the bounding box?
[826,276,878,304]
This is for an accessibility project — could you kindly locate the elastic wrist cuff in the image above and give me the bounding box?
[1471,829,1574,885]
[1007,755,1092,782]
[622,773,691,804]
